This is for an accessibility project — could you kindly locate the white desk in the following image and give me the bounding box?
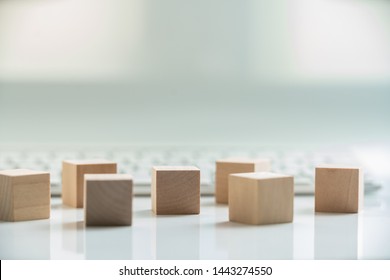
[1,187,390,260]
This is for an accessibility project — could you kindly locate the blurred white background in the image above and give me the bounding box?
[0,0,389,144]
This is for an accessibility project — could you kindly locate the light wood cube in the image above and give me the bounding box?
[152,166,200,215]
[215,158,271,204]
[62,160,117,208]
[315,165,363,213]
[0,169,50,222]
[229,172,294,225]
[84,174,133,226]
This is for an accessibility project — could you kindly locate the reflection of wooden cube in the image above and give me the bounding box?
[152,166,200,215]
[315,166,363,213]
[229,172,294,225]
[216,158,271,204]
[0,169,50,222]
[84,174,133,226]
[62,160,117,208]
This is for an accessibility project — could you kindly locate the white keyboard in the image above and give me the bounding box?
[0,144,382,196]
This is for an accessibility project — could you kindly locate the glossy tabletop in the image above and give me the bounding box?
[1,187,389,260]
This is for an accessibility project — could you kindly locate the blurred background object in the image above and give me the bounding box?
[0,0,389,145]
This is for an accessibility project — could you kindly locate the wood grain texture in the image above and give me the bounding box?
[0,169,50,222]
[152,166,200,215]
[229,172,294,225]
[215,158,271,204]
[84,174,132,226]
[315,165,363,213]
[62,160,117,208]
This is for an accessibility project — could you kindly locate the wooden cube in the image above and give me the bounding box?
[215,158,271,204]
[0,169,50,222]
[84,174,133,226]
[315,165,363,213]
[152,166,200,215]
[229,172,294,225]
[62,160,117,208]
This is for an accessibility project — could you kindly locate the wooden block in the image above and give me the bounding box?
[0,169,50,222]
[229,172,294,225]
[315,165,363,213]
[152,166,200,215]
[62,160,117,208]
[84,174,133,226]
[215,158,271,204]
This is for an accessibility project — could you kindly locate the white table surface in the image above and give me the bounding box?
[1,187,390,260]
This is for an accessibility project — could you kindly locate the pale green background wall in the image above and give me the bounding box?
[1,0,389,145]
